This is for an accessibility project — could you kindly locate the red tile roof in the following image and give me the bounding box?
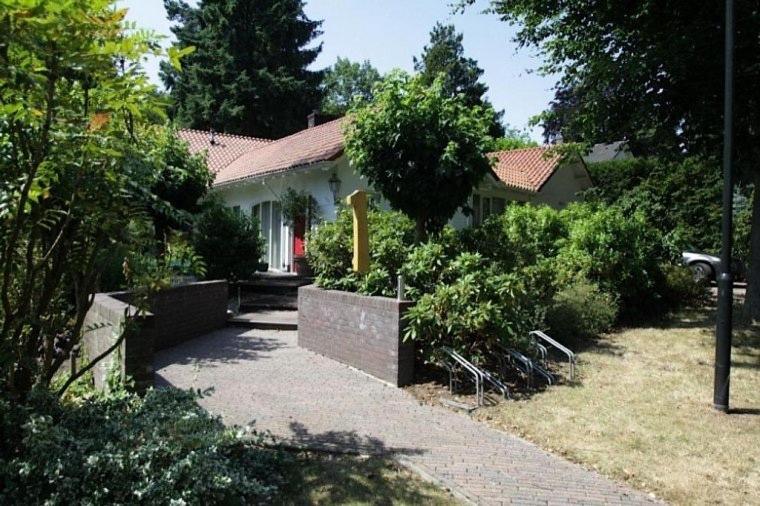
[489,146,563,193]
[177,129,272,174]
[189,118,565,193]
[215,118,346,185]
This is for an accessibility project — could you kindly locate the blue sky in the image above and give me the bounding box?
[119,0,556,140]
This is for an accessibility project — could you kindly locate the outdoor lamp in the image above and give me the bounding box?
[328,172,341,203]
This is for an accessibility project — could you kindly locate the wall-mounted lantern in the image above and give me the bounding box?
[328,172,341,204]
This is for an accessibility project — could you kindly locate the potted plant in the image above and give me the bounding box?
[280,188,319,276]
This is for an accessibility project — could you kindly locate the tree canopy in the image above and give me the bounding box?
[161,0,324,139]
[0,0,202,399]
[414,22,505,137]
[466,0,760,318]
[344,72,494,238]
[321,57,382,116]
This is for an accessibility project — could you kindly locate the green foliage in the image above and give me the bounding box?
[321,57,382,115]
[345,71,495,237]
[148,126,214,237]
[0,0,193,399]
[0,388,285,504]
[661,263,709,308]
[161,0,324,138]
[582,157,728,258]
[414,22,505,137]
[545,280,618,341]
[403,253,537,364]
[557,204,663,321]
[488,131,538,152]
[465,204,568,269]
[193,199,264,281]
[280,187,320,226]
[306,207,415,295]
[400,227,462,300]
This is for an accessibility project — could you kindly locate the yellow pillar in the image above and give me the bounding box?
[346,190,370,273]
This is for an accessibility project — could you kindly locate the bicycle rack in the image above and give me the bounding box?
[529,330,576,381]
[440,348,509,406]
[499,346,554,388]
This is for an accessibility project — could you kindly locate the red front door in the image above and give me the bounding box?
[293,215,306,257]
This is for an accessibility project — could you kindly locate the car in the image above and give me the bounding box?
[681,250,743,282]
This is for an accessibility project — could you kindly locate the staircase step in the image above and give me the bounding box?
[228,310,297,331]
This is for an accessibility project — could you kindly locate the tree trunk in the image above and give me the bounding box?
[415,216,426,243]
[743,176,760,322]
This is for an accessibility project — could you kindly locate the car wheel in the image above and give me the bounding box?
[689,262,713,283]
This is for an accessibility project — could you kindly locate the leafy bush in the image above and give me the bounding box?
[661,263,710,307]
[403,253,539,364]
[556,204,664,321]
[464,204,568,269]
[194,199,264,281]
[0,388,286,505]
[399,226,462,299]
[582,156,752,263]
[307,207,415,295]
[544,280,618,341]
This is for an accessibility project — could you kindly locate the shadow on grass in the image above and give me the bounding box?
[273,423,452,505]
[275,451,454,506]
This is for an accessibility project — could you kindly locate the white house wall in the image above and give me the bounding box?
[533,161,592,208]
[212,154,589,271]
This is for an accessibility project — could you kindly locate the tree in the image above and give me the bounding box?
[414,22,505,136]
[161,0,324,139]
[344,72,494,239]
[467,0,760,318]
[149,126,213,241]
[193,199,264,281]
[489,125,538,151]
[0,0,192,400]
[321,57,382,115]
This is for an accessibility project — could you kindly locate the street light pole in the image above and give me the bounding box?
[714,0,735,412]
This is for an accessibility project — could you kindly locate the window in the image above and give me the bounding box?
[232,205,241,217]
[492,198,506,215]
[472,194,481,226]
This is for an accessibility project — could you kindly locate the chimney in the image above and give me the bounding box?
[307,110,317,128]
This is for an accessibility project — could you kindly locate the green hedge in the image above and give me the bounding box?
[0,388,286,505]
[307,202,705,365]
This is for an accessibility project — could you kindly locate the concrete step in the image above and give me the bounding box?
[239,293,297,312]
[228,309,298,331]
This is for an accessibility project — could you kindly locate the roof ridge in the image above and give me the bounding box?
[488,145,553,156]
[259,116,346,148]
[177,127,272,143]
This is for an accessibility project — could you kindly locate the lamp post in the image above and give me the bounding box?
[714,0,734,412]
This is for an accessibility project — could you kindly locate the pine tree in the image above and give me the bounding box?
[161,0,324,139]
[414,23,504,136]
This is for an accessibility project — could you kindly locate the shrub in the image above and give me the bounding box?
[404,253,539,365]
[556,204,664,321]
[661,263,710,308]
[307,207,415,295]
[193,199,264,281]
[0,388,286,505]
[399,226,462,299]
[544,280,618,341]
[465,204,568,269]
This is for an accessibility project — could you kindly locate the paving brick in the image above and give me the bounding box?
[155,328,659,506]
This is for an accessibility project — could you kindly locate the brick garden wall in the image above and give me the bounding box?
[82,280,228,392]
[297,285,414,386]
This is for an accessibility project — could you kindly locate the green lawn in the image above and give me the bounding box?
[276,452,459,505]
[474,307,759,505]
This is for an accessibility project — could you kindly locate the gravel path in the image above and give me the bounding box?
[155,327,658,505]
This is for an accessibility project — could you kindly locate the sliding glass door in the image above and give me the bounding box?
[252,200,287,271]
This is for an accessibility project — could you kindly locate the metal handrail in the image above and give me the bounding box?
[529,330,576,381]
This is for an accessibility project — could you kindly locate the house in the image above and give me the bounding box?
[179,116,593,272]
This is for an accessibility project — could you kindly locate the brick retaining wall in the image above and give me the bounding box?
[83,280,228,392]
[297,285,414,386]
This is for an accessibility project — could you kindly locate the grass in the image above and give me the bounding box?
[474,307,760,505]
[276,452,459,505]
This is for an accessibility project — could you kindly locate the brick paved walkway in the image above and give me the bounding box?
[155,328,658,505]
